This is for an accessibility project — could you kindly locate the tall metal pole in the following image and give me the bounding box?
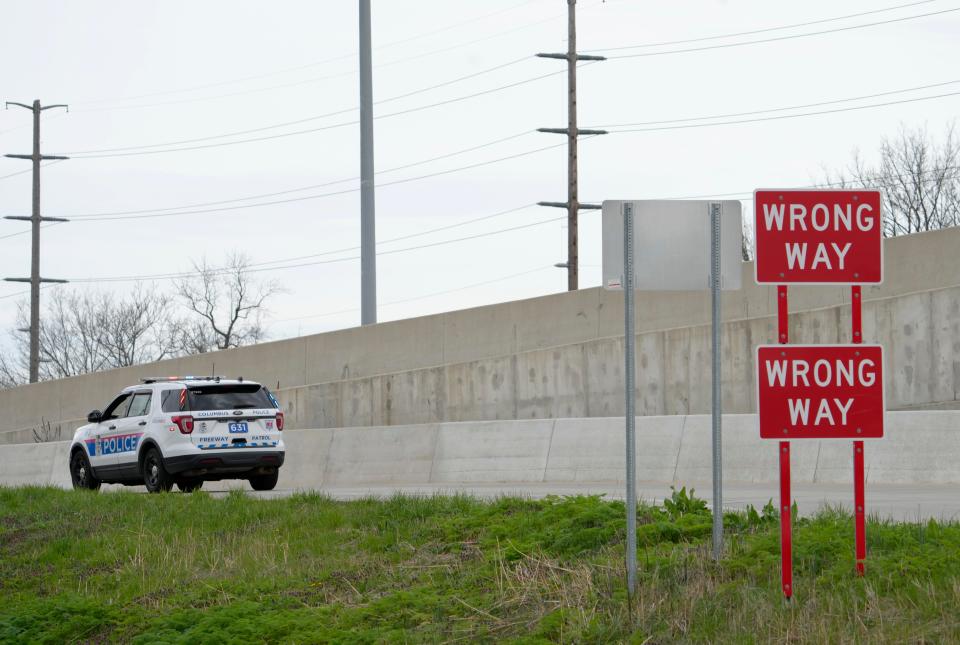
[28,102,41,382]
[3,100,69,383]
[566,0,579,291]
[359,0,377,325]
[709,202,724,559]
[536,1,605,290]
[622,201,637,596]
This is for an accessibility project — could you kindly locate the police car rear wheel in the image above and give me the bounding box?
[70,451,100,491]
[143,448,173,493]
[176,479,203,493]
[249,470,279,491]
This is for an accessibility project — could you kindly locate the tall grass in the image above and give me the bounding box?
[1,486,958,643]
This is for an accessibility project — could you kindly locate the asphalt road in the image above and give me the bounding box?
[181,480,960,522]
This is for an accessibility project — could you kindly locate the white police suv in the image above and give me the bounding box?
[68,376,285,493]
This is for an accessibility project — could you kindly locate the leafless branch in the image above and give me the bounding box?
[819,122,960,237]
[174,251,283,353]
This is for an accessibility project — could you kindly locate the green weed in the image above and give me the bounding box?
[1,486,959,643]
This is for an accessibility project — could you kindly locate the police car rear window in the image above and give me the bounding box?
[186,384,272,411]
[161,389,188,413]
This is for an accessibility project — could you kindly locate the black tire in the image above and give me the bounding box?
[142,448,173,493]
[176,479,203,493]
[249,470,279,491]
[70,450,101,491]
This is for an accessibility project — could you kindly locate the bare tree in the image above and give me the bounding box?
[174,252,282,353]
[0,285,180,386]
[97,284,180,368]
[0,352,23,389]
[821,123,960,237]
[741,217,755,262]
[31,417,62,443]
[26,289,107,379]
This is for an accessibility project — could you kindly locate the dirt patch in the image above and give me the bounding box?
[0,528,31,552]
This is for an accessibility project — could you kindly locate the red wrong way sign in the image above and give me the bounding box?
[754,190,882,284]
[757,344,884,439]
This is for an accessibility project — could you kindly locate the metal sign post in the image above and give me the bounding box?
[851,285,866,576]
[622,201,637,597]
[777,285,792,599]
[603,199,744,593]
[754,189,884,600]
[709,202,723,560]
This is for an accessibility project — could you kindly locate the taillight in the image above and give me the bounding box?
[275,412,284,431]
[172,415,194,434]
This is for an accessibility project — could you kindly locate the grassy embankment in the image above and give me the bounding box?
[1,486,959,643]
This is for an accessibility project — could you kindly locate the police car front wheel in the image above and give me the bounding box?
[143,448,174,493]
[70,451,100,491]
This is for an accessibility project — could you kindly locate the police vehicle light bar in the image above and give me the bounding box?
[140,375,226,384]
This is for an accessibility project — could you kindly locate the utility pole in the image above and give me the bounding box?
[3,100,69,383]
[537,0,606,291]
[359,0,377,325]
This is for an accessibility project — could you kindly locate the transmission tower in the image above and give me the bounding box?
[3,100,69,383]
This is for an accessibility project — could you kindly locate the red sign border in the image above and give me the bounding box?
[755,342,885,440]
[753,188,885,286]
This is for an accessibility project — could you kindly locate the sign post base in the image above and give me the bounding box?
[854,440,866,576]
[780,440,793,600]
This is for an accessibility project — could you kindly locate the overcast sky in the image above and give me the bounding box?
[0,0,956,348]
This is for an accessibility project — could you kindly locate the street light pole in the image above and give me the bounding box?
[359,0,377,325]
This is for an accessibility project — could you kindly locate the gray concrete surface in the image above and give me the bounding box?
[4,414,957,521]
[3,227,960,445]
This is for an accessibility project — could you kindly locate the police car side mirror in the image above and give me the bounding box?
[87,410,102,424]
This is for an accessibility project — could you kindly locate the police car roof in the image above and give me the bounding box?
[134,376,259,387]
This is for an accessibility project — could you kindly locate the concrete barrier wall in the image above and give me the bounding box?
[3,227,960,444]
[5,411,960,490]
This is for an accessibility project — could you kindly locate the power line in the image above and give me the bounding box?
[32,1,941,115]
[0,111,68,138]
[50,131,533,219]
[0,159,66,182]
[3,204,542,285]
[52,1,955,159]
[22,82,958,226]
[73,69,359,113]
[70,6,569,114]
[588,79,960,129]
[0,132,546,245]
[366,0,541,52]
[270,265,554,325]
[0,203,540,295]
[65,138,582,221]
[65,215,568,284]
[605,7,960,60]
[0,283,59,302]
[53,5,955,158]
[3,167,956,298]
[0,221,61,241]
[587,0,940,53]
[72,0,547,108]
[61,65,578,158]
[13,81,956,229]
[606,90,960,133]
[53,83,960,220]
[628,163,960,204]
[237,203,540,272]
[62,57,532,155]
